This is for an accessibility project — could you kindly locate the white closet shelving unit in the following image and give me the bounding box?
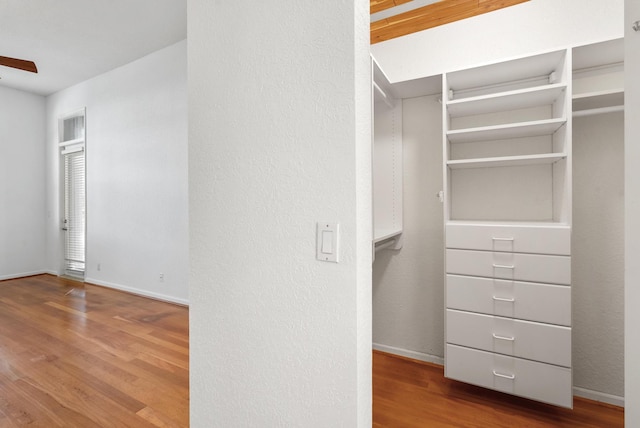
[372,36,623,408]
[442,49,574,408]
[372,58,403,256]
[572,38,624,117]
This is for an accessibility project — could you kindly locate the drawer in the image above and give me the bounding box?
[446,274,571,326]
[446,249,571,285]
[445,344,573,408]
[446,309,571,367]
[446,223,570,255]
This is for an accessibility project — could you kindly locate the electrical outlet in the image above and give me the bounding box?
[97,263,101,271]
[159,273,164,282]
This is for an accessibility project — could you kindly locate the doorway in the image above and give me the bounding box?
[59,109,86,278]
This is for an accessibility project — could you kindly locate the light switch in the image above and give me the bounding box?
[317,222,339,263]
[321,231,333,254]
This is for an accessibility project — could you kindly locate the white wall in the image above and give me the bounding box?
[0,86,46,279]
[45,40,188,304]
[573,113,625,399]
[188,0,371,426]
[371,0,623,83]
[625,0,640,423]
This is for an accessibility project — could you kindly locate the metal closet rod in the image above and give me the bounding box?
[573,105,624,118]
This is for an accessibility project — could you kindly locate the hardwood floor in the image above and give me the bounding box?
[0,275,624,427]
[373,350,624,428]
[0,275,188,427]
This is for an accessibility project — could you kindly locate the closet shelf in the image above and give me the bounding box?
[446,220,571,228]
[447,84,566,117]
[447,153,567,169]
[374,228,403,244]
[446,50,566,92]
[447,118,566,144]
[572,89,623,112]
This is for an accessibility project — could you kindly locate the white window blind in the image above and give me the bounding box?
[59,110,86,277]
[63,149,85,274]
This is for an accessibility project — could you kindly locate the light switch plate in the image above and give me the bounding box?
[317,222,339,263]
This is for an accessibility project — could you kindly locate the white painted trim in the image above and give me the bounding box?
[0,271,49,281]
[61,146,85,155]
[0,272,188,306]
[373,343,625,408]
[58,107,86,122]
[372,343,445,366]
[84,277,189,306]
[58,137,85,147]
[573,386,624,408]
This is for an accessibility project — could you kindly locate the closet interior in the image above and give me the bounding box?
[372,37,624,408]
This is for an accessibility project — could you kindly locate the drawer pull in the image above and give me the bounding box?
[492,237,514,242]
[492,333,515,341]
[492,296,515,303]
[492,370,516,380]
[492,264,515,269]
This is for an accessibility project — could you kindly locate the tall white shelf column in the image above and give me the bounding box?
[372,58,403,256]
[442,49,574,408]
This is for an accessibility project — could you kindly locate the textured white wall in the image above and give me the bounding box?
[373,95,445,362]
[45,40,188,303]
[188,0,371,426]
[625,0,640,422]
[0,86,46,279]
[573,113,625,399]
[371,0,623,83]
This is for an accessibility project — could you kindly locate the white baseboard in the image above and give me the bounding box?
[373,343,625,408]
[0,270,49,281]
[1,272,188,306]
[573,386,624,408]
[84,277,189,306]
[373,343,445,366]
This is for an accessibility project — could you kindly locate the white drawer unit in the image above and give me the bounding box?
[446,344,573,408]
[446,249,571,285]
[443,49,572,408]
[446,274,571,326]
[446,309,571,367]
[445,222,570,255]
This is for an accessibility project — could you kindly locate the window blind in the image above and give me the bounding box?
[59,109,86,277]
[64,149,85,274]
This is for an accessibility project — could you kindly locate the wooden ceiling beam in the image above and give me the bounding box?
[371,0,414,15]
[371,0,530,44]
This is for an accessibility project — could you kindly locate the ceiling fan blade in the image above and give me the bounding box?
[0,56,38,73]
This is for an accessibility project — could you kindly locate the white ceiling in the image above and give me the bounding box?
[0,0,186,96]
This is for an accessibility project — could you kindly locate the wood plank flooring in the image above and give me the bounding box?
[0,275,625,427]
[0,275,188,427]
[373,350,624,427]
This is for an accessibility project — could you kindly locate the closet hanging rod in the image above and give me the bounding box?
[573,105,624,118]
[375,238,398,253]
